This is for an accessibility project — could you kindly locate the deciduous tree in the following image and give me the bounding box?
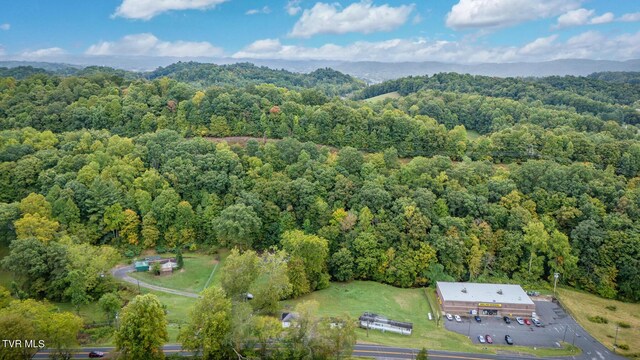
[115,294,168,360]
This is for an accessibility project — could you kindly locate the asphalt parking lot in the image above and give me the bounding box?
[445,305,561,347]
[443,300,624,360]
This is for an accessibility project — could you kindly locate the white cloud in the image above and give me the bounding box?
[285,0,302,16]
[113,0,228,20]
[85,33,224,57]
[620,12,640,22]
[446,0,581,30]
[0,45,5,57]
[289,1,415,38]
[553,8,640,29]
[20,47,67,59]
[555,8,594,28]
[235,38,513,63]
[554,8,615,28]
[234,30,640,63]
[590,12,614,24]
[0,23,10,31]
[519,35,558,55]
[246,6,271,15]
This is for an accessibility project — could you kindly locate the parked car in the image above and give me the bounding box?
[477,335,486,343]
[474,315,482,323]
[524,318,531,325]
[503,316,511,324]
[89,351,105,358]
[505,335,514,345]
[454,315,462,322]
[532,318,542,327]
[485,335,493,344]
[515,317,525,325]
[446,313,453,321]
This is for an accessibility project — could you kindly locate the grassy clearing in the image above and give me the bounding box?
[363,91,401,102]
[129,253,219,293]
[283,281,482,352]
[466,129,481,140]
[54,301,105,324]
[557,287,640,357]
[284,281,580,357]
[204,249,229,289]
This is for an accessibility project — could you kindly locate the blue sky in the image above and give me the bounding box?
[0,0,639,63]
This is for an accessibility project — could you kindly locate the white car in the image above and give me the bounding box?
[454,315,462,322]
[477,335,486,343]
[515,317,525,325]
[446,313,453,321]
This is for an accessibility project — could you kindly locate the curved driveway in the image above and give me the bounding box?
[111,265,200,298]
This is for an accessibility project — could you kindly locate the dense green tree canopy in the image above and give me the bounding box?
[1,66,639,304]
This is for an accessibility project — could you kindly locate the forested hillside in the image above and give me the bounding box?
[146,62,365,96]
[0,68,639,306]
[354,73,640,125]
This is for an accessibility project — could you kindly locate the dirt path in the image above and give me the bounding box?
[111,265,200,299]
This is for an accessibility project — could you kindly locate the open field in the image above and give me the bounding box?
[128,252,226,293]
[54,301,105,324]
[283,281,487,352]
[466,129,481,140]
[363,91,401,102]
[557,287,640,357]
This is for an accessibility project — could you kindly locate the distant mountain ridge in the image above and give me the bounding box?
[1,58,639,83]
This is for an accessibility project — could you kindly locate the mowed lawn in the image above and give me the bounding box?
[282,281,479,352]
[129,252,223,293]
[557,288,640,356]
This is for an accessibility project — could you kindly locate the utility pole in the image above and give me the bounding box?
[137,279,141,294]
[613,325,619,353]
[553,272,560,298]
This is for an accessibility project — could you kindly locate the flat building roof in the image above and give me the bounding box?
[437,282,534,305]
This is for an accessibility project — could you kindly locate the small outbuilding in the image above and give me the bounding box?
[436,281,535,317]
[160,261,178,274]
[134,261,149,272]
[281,312,298,328]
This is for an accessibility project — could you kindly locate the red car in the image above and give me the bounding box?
[524,318,531,325]
[485,335,493,344]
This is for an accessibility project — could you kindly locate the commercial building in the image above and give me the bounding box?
[358,312,413,335]
[436,282,535,317]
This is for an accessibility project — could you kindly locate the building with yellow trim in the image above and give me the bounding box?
[436,282,536,317]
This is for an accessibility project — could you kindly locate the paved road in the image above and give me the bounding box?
[33,344,559,360]
[111,265,200,298]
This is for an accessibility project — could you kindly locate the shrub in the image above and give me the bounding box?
[587,315,608,324]
[151,262,161,276]
[618,322,631,329]
[617,344,629,351]
[605,305,617,311]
